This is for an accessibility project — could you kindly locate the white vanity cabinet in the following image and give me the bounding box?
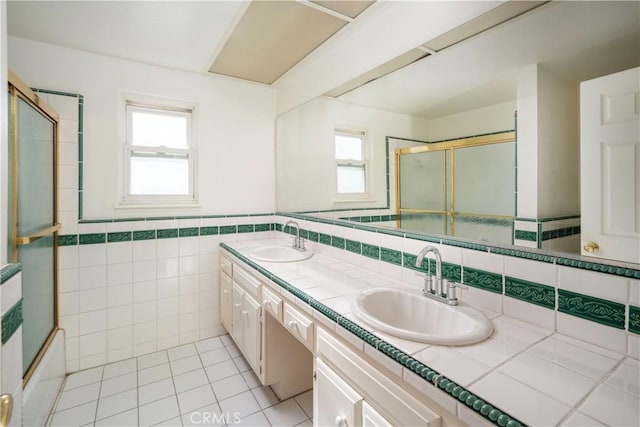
[219,254,265,377]
[315,327,441,427]
[314,358,363,427]
[219,257,233,333]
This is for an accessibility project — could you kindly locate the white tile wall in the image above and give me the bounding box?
[60,222,274,372]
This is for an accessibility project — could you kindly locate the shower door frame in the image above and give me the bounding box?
[8,71,60,385]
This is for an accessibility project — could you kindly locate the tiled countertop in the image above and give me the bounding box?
[221,238,640,427]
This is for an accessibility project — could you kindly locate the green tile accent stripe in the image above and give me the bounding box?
[133,230,156,241]
[514,230,537,242]
[157,229,178,239]
[541,226,581,241]
[362,243,380,260]
[558,289,626,329]
[463,267,502,294]
[58,235,78,246]
[442,261,462,282]
[380,248,402,266]
[1,264,22,285]
[630,305,640,335]
[107,231,132,243]
[200,226,219,236]
[219,243,525,427]
[319,233,331,245]
[254,223,271,232]
[331,236,346,250]
[220,225,237,235]
[346,240,362,254]
[179,227,199,237]
[2,299,23,345]
[79,233,105,245]
[505,276,555,309]
[238,225,254,234]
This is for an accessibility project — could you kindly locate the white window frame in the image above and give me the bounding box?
[335,128,370,200]
[120,100,198,207]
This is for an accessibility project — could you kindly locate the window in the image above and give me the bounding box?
[124,102,196,203]
[335,130,367,195]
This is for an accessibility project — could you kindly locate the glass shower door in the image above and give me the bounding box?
[8,81,59,379]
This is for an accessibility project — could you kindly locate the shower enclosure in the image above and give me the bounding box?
[7,72,59,383]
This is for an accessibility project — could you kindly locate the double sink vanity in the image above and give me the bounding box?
[219,230,638,427]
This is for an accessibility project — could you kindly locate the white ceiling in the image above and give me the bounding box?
[7,1,247,73]
[338,1,640,119]
[7,1,639,120]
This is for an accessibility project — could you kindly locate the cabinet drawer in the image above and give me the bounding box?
[262,286,283,322]
[284,303,314,349]
[220,255,232,276]
[233,266,263,298]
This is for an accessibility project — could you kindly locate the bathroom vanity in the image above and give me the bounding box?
[219,237,638,427]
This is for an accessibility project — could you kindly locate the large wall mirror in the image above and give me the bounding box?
[276,1,640,266]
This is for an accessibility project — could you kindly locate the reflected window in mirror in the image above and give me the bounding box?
[335,129,368,197]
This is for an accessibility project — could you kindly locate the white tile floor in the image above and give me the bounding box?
[48,335,313,427]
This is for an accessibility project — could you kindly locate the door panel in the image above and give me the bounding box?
[580,67,640,263]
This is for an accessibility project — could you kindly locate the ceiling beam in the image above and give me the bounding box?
[296,0,354,23]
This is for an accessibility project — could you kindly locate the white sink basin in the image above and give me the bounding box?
[350,288,493,345]
[249,246,313,263]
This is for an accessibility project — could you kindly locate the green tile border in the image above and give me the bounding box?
[133,230,156,241]
[79,233,105,245]
[629,305,640,335]
[505,276,555,309]
[558,289,626,330]
[2,299,23,345]
[1,264,22,285]
[157,229,178,239]
[463,267,502,294]
[219,243,526,427]
[514,230,537,242]
[107,231,132,243]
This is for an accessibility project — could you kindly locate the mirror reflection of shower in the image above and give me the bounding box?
[396,131,516,244]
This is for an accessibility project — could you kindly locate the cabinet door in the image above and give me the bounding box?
[242,293,261,373]
[314,359,362,427]
[231,283,245,345]
[362,401,393,427]
[220,272,233,332]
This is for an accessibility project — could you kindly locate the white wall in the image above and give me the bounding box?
[424,101,516,141]
[6,37,279,372]
[1,1,8,265]
[516,64,580,219]
[8,36,277,220]
[536,66,580,218]
[276,96,430,212]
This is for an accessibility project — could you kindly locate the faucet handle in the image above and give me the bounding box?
[446,281,468,302]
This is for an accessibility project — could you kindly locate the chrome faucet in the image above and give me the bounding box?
[415,245,466,306]
[283,220,306,251]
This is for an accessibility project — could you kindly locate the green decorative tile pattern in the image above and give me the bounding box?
[463,267,502,294]
[319,233,331,245]
[156,229,178,239]
[133,230,156,241]
[505,276,555,309]
[380,248,402,266]
[107,231,132,243]
[79,233,105,245]
[219,225,237,235]
[1,264,22,285]
[629,305,640,335]
[2,299,23,345]
[179,227,199,237]
[541,226,580,241]
[58,235,78,246]
[346,240,361,254]
[331,236,346,250]
[238,225,254,234]
[200,226,219,236]
[362,243,380,260]
[558,289,625,329]
[514,230,537,242]
[442,261,462,282]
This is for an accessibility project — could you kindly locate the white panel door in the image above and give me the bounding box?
[581,67,640,263]
[242,293,261,373]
